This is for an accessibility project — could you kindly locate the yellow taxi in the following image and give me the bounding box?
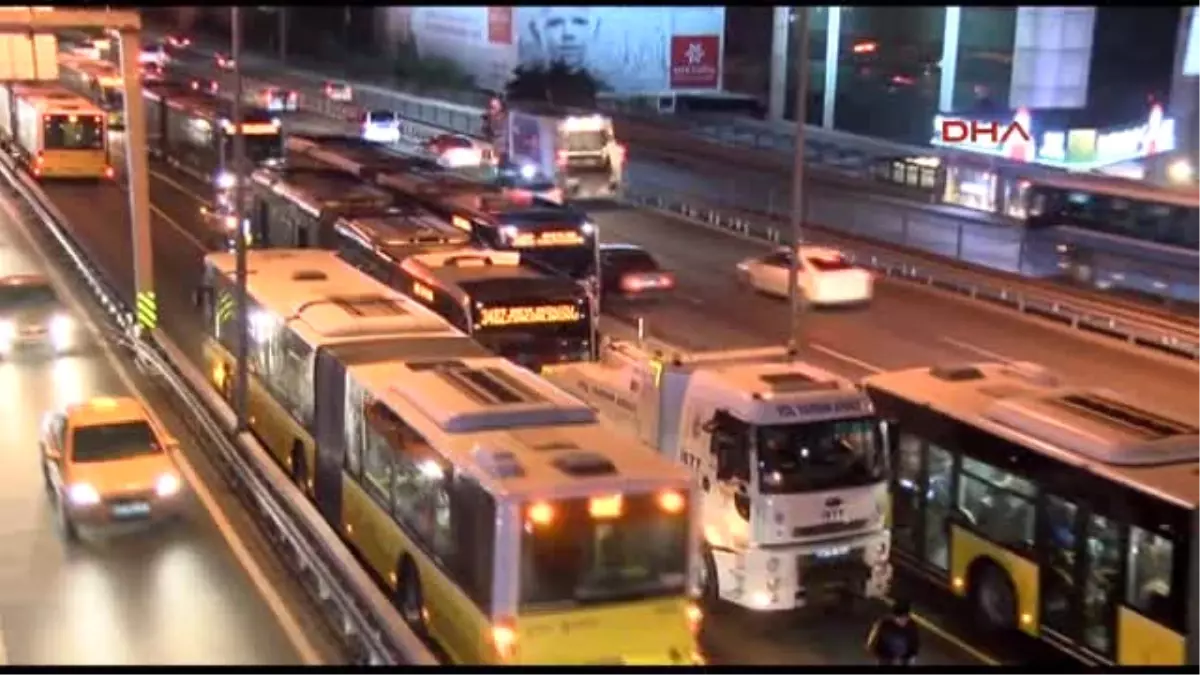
[39,396,186,541]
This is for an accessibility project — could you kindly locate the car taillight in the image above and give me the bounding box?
[35,152,44,166]
[556,149,567,166]
[620,274,645,292]
[615,143,627,160]
[104,165,114,179]
[659,273,675,288]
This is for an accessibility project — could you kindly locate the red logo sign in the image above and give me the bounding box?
[487,7,513,45]
[669,35,720,89]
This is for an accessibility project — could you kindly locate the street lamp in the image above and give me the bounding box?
[786,6,810,356]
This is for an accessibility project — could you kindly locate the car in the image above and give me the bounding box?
[0,274,78,357]
[141,62,165,83]
[138,42,170,67]
[359,110,400,144]
[260,87,299,113]
[426,133,492,168]
[599,243,676,301]
[40,397,185,541]
[214,52,236,71]
[189,77,221,95]
[324,81,353,102]
[736,245,873,307]
[165,34,191,49]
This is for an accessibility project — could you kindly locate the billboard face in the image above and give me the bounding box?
[384,7,726,94]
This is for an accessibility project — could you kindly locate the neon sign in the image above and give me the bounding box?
[510,230,585,248]
[478,304,582,327]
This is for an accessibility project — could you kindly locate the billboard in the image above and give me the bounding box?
[386,7,726,94]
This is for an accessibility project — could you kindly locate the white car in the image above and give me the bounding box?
[426,133,493,168]
[324,81,353,102]
[215,52,235,71]
[736,245,873,306]
[360,110,400,144]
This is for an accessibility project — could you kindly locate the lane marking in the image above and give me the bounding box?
[939,336,1015,363]
[807,342,883,373]
[0,191,323,665]
[909,610,1000,666]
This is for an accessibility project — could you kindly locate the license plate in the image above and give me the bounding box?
[111,501,151,518]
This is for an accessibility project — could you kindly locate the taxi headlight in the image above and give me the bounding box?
[68,482,102,506]
[155,472,182,498]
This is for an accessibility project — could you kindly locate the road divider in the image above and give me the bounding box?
[0,154,438,667]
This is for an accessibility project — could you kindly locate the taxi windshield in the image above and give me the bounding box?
[72,421,161,463]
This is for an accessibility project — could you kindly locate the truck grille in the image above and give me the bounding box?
[793,518,868,539]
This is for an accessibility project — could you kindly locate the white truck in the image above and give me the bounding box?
[501,106,625,202]
[545,340,892,611]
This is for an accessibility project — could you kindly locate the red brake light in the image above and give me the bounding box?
[615,143,627,160]
[620,274,643,292]
[556,149,568,166]
[103,165,114,179]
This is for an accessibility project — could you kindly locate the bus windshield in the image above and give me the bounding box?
[43,114,104,151]
[564,130,607,152]
[472,299,591,366]
[519,494,689,609]
[223,132,282,166]
[756,417,885,494]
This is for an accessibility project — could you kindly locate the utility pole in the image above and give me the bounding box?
[232,6,250,433]
[278,7,287,63]
[116,28,156,339]
[785,6,810,356]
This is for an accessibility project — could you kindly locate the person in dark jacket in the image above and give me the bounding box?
[866,599,920,665]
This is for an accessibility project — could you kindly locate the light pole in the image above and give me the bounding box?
[231,6,250,433]
[786,6,810,355]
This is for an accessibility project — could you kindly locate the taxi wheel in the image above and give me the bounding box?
[395,558,428,636]
[56,497,79,543]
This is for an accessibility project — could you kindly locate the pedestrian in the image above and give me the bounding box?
[866,598,920,666]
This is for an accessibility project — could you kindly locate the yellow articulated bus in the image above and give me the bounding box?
[196,248,487,491]
[58,55,125,129]
[0,85,112,180]
[196,249,703,665]
[864,362,1198,667]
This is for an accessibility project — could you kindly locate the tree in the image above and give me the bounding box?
[504,61,604,109]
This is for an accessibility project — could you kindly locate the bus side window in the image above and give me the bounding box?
[1126,526,1176,625]
[449,471,496,613]
[710,410,749,483]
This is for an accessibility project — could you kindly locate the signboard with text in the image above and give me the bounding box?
[668,34,721,89]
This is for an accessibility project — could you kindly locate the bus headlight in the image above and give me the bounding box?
[519,163,537,180]
[580,221,596,236]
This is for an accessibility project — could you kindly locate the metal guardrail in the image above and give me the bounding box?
[167,41,1200,360]
[0,156,437,666]
[618,186,1200,361]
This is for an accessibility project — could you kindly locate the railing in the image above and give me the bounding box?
[162,33,1200,359]
[0,153,437,666]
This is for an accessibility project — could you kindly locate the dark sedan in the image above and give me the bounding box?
[599,243,676,301]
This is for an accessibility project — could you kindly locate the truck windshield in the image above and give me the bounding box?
[756,417,885,494]
[565,130,607,152]
[519,494,689,610]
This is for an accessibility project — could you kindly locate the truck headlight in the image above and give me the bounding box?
[68,482,102,506]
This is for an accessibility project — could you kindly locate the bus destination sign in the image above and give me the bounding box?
[478,303,582,327]
[510,229,585,248]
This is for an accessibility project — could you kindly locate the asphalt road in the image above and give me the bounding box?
[31,50,1195,667]
[0,183,341,665]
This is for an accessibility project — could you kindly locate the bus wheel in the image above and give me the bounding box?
[969,560,1017,632]
[395,558,428,636]
[289,441,307,492]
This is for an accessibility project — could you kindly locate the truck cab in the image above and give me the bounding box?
[504,106,625,202]
[545,341,893,612]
